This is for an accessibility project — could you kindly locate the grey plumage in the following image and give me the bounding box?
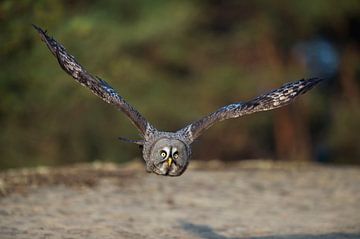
[180,78,323,142]
[32,25,152,137]
[34,25,324,176]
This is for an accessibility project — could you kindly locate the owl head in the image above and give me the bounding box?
[145,138,190,176]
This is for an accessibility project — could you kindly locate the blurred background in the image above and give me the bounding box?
[0,0,359,169]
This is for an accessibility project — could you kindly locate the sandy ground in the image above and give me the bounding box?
[0,160,359,239]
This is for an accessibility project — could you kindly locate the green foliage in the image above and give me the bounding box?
[1,0,359,168]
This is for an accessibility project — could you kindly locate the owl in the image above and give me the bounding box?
[33,25,324,176]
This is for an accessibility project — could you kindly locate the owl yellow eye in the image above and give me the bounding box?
[173,152,179,159]
[160,151,167,159]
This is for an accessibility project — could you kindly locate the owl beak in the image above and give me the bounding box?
[167,157,173,167]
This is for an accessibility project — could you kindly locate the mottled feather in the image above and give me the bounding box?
[181,78,324,142]
[33,25,151,136]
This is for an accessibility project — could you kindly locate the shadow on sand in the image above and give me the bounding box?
[180,221,360,239]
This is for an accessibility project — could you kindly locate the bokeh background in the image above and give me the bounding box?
[1,0,359,169]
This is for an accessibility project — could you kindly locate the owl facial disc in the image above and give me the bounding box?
[147,138,189,176]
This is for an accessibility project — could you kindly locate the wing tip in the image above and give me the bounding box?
[300,77,326,94]
[32,24,48,39]
[307,77,327,84]
[31,23,42,32]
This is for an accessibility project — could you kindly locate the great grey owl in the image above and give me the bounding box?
[33,25,324,176]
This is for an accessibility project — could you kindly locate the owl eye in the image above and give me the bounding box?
[160,150,167,159]
[173,151,179,159]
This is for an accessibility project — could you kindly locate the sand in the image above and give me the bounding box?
[1,160,359,239]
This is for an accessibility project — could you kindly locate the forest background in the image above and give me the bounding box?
[1,0,359,169]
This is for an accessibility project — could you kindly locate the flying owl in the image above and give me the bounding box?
[33,25,324,176]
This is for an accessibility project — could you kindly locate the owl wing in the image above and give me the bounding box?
[33,25,153,136]
[180,78,324,143]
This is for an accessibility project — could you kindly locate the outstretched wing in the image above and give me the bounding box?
[180,78,324,142]
[33,25,153,136]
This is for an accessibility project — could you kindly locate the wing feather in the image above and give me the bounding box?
[33,25,152,136]
[180,78,324,142]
